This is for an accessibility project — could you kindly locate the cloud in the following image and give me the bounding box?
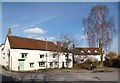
[11,24,20,28]
[27,16,58,28]
[22,17,28,20]
[35,36,45,40]
[47,37,56,41]
[82,28,84,31]
[35,36,56,42]
[23,27,47,37]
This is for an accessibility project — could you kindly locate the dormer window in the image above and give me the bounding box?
[94,50,97,53]
[21,53,28,58]
[80,50,84,55]
[87,50,91,53]
[94,50,98,54]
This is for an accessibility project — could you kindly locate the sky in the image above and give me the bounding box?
[1,2,118,53]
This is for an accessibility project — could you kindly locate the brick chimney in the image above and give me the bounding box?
[56,41,63,51]
[7,28,11,36]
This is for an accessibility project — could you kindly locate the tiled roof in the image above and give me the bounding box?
[8,36,56,51]
[75,48,100,55]
[7,36,101,54]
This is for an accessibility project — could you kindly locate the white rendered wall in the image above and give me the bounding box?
[0,45,4,65]
[2,37,10,67]
[9,49,73,71]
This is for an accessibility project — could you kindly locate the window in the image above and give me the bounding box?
[30,63,34,68]
[21,53,28,58]
[80,50,84,55]
[39,62,45,67]
[50,62,53,67]
[40,54,44,58]
[53,54,57,58]
[3,53,5,59]
[54,61,58,66]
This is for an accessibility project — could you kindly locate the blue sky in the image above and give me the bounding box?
[2,2,118,53]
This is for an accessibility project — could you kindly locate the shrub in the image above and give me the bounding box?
[83,59,99,70]
[111,57,120,68]
[103,59,112,67]
[104,52,120,68]
[106,51,117,60]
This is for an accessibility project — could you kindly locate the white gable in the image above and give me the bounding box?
[87,50,91,53]
[94,50,97,53]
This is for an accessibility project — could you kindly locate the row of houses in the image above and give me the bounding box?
[0,29,105,71]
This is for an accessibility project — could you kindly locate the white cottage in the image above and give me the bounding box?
[1,29,73,71]
[74,48,105,63]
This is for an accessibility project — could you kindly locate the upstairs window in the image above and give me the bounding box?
[21,53,28,58]
[80,50,84,55]
[40,54,44,58]
[30,63,34,68]
[94,50,98,54]
[53,54,57,58]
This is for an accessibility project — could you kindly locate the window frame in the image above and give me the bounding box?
[40,54,44,58]
[53,54,57,58]
[50,62,53,67]
[30,63,34,68]
[21,53,28,58]
[39,61,45,67]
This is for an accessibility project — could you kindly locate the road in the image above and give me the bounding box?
[0,67,119,83]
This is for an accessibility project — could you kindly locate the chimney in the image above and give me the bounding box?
[7,28,11,36]
[56,41,62,47]
[56,41,63,51]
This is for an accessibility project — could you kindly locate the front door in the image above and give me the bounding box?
[18,60,25,71]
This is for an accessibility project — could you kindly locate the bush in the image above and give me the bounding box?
[104,56,120,68]
[106,51,117,60]
[103,59,112,67]
[111,58,120,68]
[83,59,99,70]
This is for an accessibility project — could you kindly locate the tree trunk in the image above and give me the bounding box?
[99,38,104,67]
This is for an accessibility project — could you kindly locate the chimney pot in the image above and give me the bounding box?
[7,28,11,36]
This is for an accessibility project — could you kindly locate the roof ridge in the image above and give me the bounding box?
[9,35,54,43]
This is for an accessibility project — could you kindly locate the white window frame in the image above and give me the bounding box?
[40,54,44,58]
[30,63,34,68]
[39,61,45,67]
[21,53,28,58]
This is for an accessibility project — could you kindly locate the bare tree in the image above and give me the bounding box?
[58,33,77,68]
[83,5,116,66]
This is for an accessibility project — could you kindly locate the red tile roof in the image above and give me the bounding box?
[8,36,56,51]
[75,48,100,55]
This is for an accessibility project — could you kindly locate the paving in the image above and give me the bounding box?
[0,67,119,82]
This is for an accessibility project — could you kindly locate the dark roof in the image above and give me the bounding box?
[75,48,100,55]
[8,36,56,51]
